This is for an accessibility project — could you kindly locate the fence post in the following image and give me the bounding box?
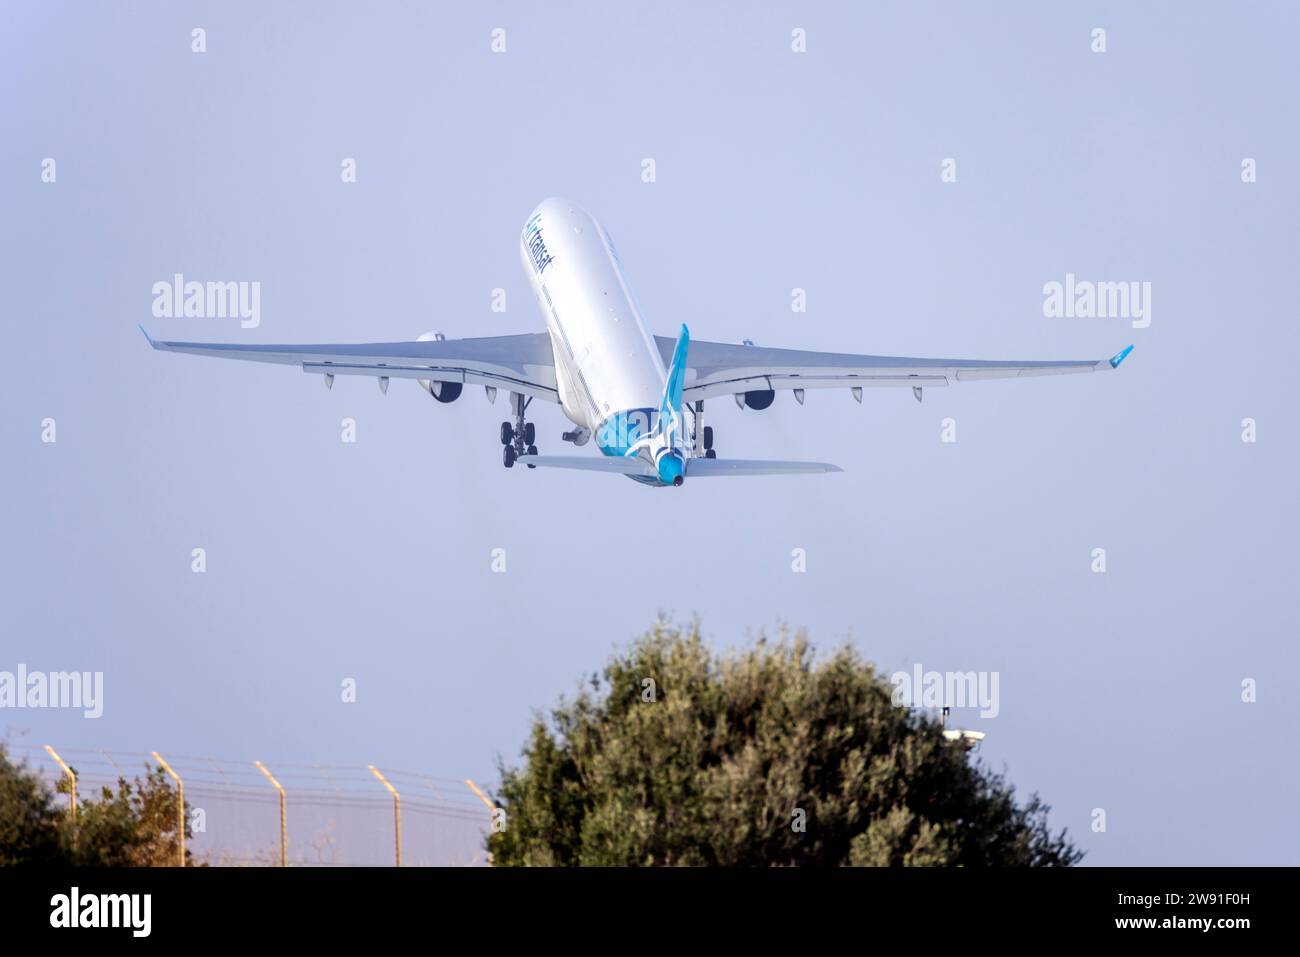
[368,765,401,867]
[465,779,495,817]
[254,761,287,867]
[465,779,498,865]
[151,751,185,867]
[44,745,77,825]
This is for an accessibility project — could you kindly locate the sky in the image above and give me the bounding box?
[2,1,1297,865]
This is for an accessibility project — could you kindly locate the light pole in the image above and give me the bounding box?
[151,751,186,867]
[254,761,287,867]
[368,765,401,867]
[45,745,76,824]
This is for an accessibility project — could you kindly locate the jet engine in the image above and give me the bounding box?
[416,331,463,402]
[735,388,775,411]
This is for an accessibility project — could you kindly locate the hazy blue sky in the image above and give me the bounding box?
[3,2,1296,865]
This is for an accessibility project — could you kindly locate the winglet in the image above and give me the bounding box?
[1108,344,1134,369]
[139,324,158,349]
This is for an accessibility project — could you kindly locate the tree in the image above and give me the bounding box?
[0,745,64,865]
[69,766,197,866]
[0,745,197,866]
[488,622,1082,867]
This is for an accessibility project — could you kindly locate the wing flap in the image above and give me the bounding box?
[143,327,560,402]
[661,335,1125,402]
[686,373,949,402]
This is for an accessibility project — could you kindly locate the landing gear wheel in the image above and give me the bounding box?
[705,449,717,459]
[505,393,537,468]
[703,426,714,450]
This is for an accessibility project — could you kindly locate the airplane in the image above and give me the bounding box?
[142,197,1133,487]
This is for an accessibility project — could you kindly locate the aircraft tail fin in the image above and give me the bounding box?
[659,323,690,443]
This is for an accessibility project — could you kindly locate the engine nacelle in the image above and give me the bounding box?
[415,331,462,402]
[735,388,775,411]
[426,381,463,403]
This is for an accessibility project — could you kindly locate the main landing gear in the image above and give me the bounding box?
[693,401,718,459]
[500,392,538,468]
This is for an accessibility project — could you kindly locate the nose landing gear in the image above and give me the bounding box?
[501,393,539,468]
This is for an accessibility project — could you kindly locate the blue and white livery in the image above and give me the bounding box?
[143,197,1133,487]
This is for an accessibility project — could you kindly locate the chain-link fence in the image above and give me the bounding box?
[9,741,493,866]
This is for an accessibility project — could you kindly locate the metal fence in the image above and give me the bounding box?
[8,741,493,866]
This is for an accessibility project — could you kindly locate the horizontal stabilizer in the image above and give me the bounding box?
[686,458,842,477]
[518,455,654,476]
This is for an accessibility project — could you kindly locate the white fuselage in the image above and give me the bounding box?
[519,198,668,455]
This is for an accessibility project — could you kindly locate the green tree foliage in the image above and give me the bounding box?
[68,767,197,866]
[0,745,64,865]
[488,623,1082,867]
[0,745,197,866]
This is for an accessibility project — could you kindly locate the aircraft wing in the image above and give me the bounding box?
[141,326,560,402]
[658,337,1133,403]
